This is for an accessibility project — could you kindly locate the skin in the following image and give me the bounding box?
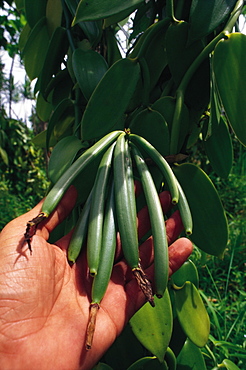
[0,186,193,370]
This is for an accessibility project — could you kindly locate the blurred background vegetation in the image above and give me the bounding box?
[0,1,245,368]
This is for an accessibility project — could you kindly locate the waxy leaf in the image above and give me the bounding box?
[177,339,207,369]
[129,108,169,157]
[171,260,199,288]
[81,58,140,141]
[22,17,50,80]
[222,359,241,370]
[72,48,108,101]
[173,163,228,256]
[24,0,47,28]
[130,290,172,362]
[73,0,143,23]
[46,98,74,151]
[188,0,237,44]
[174,282,210,348]
[48,136,83,184]
[213,33,246,146]
[204,116,233,178]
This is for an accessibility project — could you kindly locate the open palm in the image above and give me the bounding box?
[0,186,192,370]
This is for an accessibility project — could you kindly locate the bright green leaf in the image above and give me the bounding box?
[177,339,207,369]
[174,282,210,348]
[130,290,173,362]
[171,260,199,288]
[222,359,241,370]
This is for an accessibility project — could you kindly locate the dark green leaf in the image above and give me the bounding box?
[173,163,228,257]
[72,48,108,100]
[48,136,83,183]
[81,58,140,141]
[213,33,246,146]
[72,0,144,23]
[188,0,237,44]
[204,116,233,178]
[22,17,50,80]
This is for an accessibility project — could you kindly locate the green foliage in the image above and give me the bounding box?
[0,111,49,229]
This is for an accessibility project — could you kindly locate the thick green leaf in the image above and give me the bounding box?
[174,282,210,348]
[24,0,48,28]
[72,0,143,23]
[36,92,53,122]
[46,0,63,35]
[81,58,140,141]
[103,5,137,28]
[177,339,207,370]
[39,27,68,96]
[165,21,204,87]
[204,116,233,178]
[152,96,189,153]
[188,0,237,44]
[48,136,83,183]
[46,98,75,151]
[171,260,199,288]
[22,17,50,80]
[173,163,228,257]
[213,33,246,146]
[72,48,108,101]
[130,290,172,362]
[78,20,102,47]
[129,108,170,157]
[222,359,240,370]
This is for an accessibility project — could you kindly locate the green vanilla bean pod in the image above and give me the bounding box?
[86,181,117,350]
[87,142,116,276]
[130,143,169,298]
[114,133,154,306]
[24,130,122,253]
[129,134,179,204]
[67,190,93,263]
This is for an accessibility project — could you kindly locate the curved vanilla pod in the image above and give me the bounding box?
[129,133,179,204]
[131,143,169,298]
[114,133,154,306]
[24,131,122,252]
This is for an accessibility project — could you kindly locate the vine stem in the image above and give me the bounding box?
[170,0,244,154]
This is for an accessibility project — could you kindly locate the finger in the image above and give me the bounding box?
[165,210,184,244]
[36,186,78,240]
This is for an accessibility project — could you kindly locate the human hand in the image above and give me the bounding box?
[0,186,193,370]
